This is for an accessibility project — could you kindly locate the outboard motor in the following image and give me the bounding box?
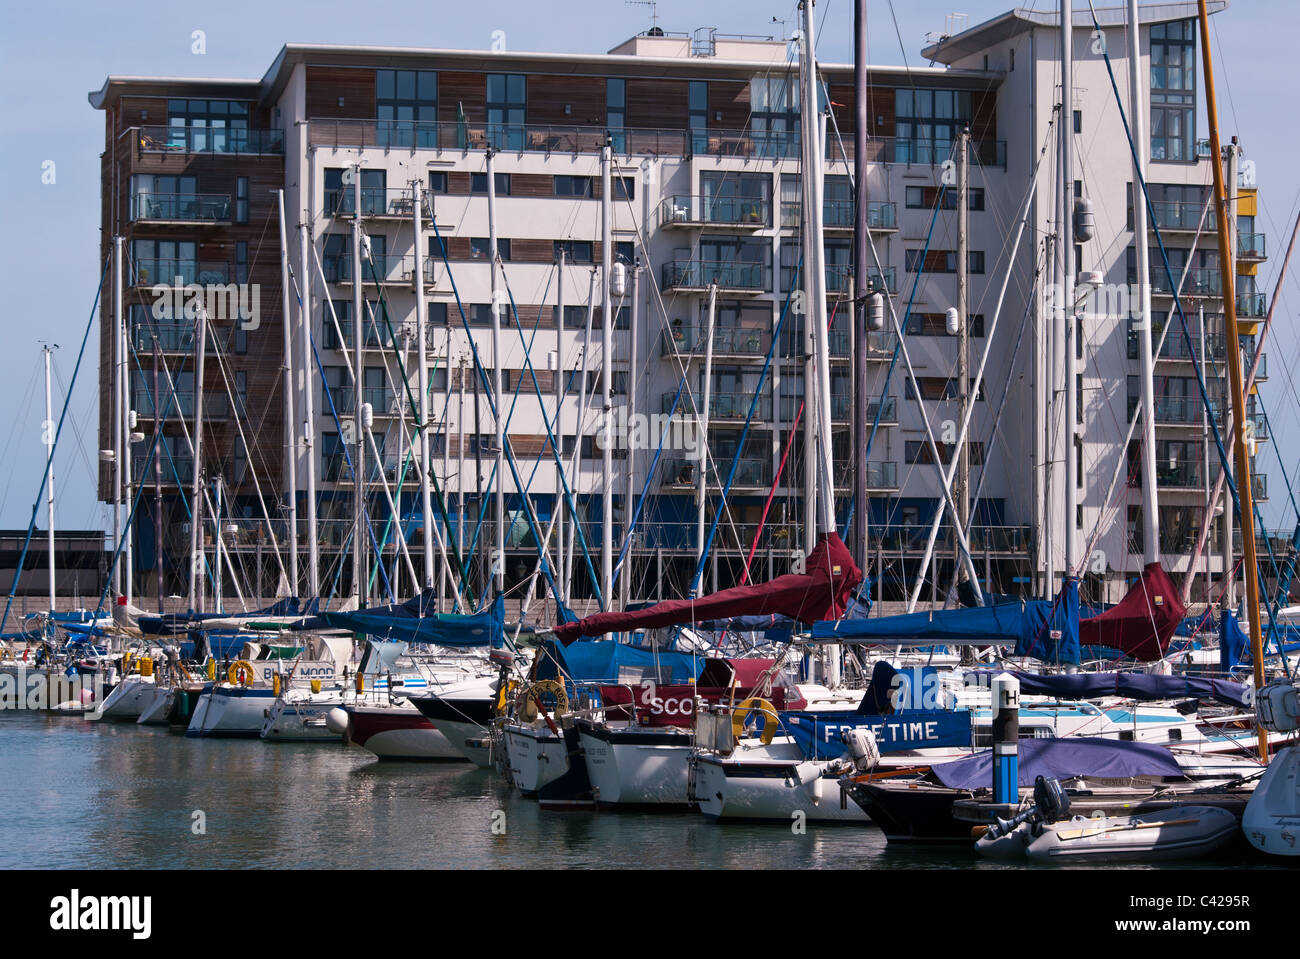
[984,775,1071,841]
[1256,682,1299,733]
[842,727,880,774]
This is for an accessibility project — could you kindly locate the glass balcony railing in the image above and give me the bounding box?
[1253,474,1268,501]
[1238,232,1266,259]
[663,390,772,420]
[780,200,896,230]
[324,254,402,285]
[661,260,767,291]
[132,391,231,420]
[1147,395,1221,423]
[132,322,197,353]
[135,125,284,155]
[864,461,898,488]
[325,188,434,219]
[1237,292,1267,318]
[131,260,229,286]
[1150,267,1222,297]
[660,325,771,357]
[130,192,231,223]
[1148,200,1210,232]
[671,456,772,487]
[1128,330,1226,361]
[659,194,770,227]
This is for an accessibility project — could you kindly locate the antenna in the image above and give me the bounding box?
[771,15,791,40]
[626,0,660,33]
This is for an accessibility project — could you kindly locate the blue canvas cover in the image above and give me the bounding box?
[965,668,1252,709]
[321,593,503,648]
[928,736,1186,789]
[534,638,704,686]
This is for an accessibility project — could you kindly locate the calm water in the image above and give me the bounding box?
[0,712,1271,870]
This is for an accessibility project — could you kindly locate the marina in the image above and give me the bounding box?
[2,0,1300,906]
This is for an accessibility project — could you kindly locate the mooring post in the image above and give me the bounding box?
[991,672,1020,805]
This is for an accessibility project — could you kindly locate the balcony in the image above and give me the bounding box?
[1253,474,1268,501]
[131,259,229,287]
[778,328,855,359]
[325,254,407,286]
[133,391,232,421]
[659,194,770,229]
[666,456,772,488]
[1238,232,1267,261]
[1148,396,1220,424]
[663,390,772,420]
[863,461,898,489]
[130,192,231,224]
[779,200,897,231]
[134,125,284,156]
[826,265,898,296]
[325,187,434,221]
[1128,330,1226,361]
[1149,200,1210,232]
[132,322,198,354]
[305,118,1007,168]
[1236,292,1267,318]
[661,260,766,293]
[660,324,771,358]
[1150,268,1222,298]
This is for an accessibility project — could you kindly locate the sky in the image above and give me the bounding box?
[0,0,1297,535]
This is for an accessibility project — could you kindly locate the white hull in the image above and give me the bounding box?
[85,675,156,722]
[578,723,693,807]
[1242,744,1300,857]
[135,685,176,725]
[428,717,494,766]
[187,685,277,737]
[502,723,567,794]
[260,699,340,741]
[361,723,461,760]
[693,749,869,823]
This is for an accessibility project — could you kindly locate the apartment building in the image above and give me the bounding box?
[90,2,1263,608]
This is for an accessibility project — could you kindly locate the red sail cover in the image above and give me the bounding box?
[1079,562,1185,661]
[554,533,861,645]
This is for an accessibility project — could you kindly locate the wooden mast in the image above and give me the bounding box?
[1195,0,1268,761]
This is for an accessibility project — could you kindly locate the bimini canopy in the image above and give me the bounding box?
[321,593,503,648]
[928,736,1186,790]
[552,533,861,646]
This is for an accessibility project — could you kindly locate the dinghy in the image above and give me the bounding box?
[1242,745,1300,858]
[1024,804,1239,863]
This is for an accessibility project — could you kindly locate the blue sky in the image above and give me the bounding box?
[0,0,1296,534]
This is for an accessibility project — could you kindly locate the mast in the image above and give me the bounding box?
[852,0,869,572]
[487,148,506,597]
[413,179,435,592]
[213,475,223,613]
[188,305,207,613]
[555,248,567,605]
[43,345,56,612]
[956,126,971,595]
[799,0,835,538]
[112,236,123,599]
[351,165,366,606]
[600,136,614,608]
[1128,0,1161,566]
[697,283,717,583]
[277,190,299,597]
[153,338,163,611]
[624,255,640,608]
[1222,143,1239,609]
[1059,0,1078,580]
[299,223,320,599]
[1195,0,1267,760]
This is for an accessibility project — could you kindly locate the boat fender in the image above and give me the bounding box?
[228,660,255,687]
[325,707,350,736]
[731,698,779,745]
[272,673,282,697]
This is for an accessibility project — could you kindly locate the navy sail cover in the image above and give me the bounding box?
[928,736,1186,790]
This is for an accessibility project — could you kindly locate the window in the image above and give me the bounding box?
[1073,110,1082,134]
[235,241,248,284]
[235,176,248,223]
[750,77,798,156]
[131,239,196,285]
[555,175,592,197]
[468,304,495,325]
[607,78,626,153]
[555,239,593,264]
[615,241,634,262]
[428,171,449,194]
[321,432,345,482]
[904,185,984,210]
[905,440,985,464]
[486,73,526,150]
[166,99,251,151]
[907,313,986,336]
[471,172,511,196]
[689,80,710,154]
[323,299,383,349]
[469,237,510,261]
[1150,20,1196,162]
[581,435,627,460]
[905,377,986,402]
[325,167,387,215]
[701,171,770,225]
[553,305,588,329]
[377,69,437,147]
[895,88,973,164]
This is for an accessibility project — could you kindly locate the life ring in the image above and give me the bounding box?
[515,680,569,723]
[228,660,256,687]
[496,679,520,715]
[731,697,779,745]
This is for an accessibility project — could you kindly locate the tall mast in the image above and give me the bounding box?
[852,0,870,571]
[153,338,163,611]
[1222,144,1239,608]
[799,0,835,536]
[121,245,134,606]
[112,236,123,599]
[213,475,223,613]
[624,255,640,608]
[299,223,320,599]
[486,148,506,597]
[43,345,56,612]
[1195,0,1267,760]
[697,283,717,585]
[277,190,299,597]
[555,249,567,605]
[1060,0,1078,580]
[413,179,435,592]
[1128,0,1160,566]
[956,126,971,594]
[351,164,365,605]
[600,137,614,608]
[188,306,207,613]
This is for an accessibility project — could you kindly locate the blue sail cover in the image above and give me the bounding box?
[928,736,1186,789]
[139,597,306,635]
[810,582,1081,665]
[784,709,972,759]
[321,593,504,648]
[965,669,1252,709]
[1220,610,1249,674]
[535,638,704,685]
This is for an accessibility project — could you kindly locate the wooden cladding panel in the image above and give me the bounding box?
[625,78,688,128]
[510,238,555,263]
[446,237,472,259]
[527,75,606,126]
[306,66,376,119]
[708,80,750,130]
[510,173,553,198]
[447,171,472,195]
[438,72,486,124]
